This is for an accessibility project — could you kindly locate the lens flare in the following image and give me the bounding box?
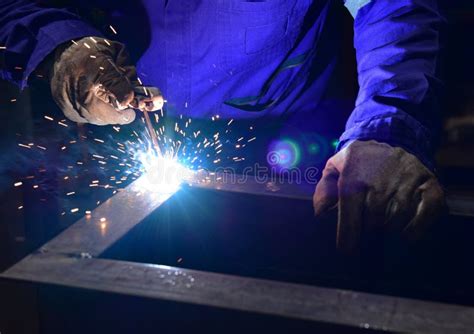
[267,139,301,169]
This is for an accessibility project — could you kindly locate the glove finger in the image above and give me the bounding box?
[96,57,135,107]
[133,86,165,112]
[110,40,133,68]
[79,95,136,125]
[337,177,367,254]
[313,164,339,217]
[109,41,138,92]
[139,96,165,112]
[403,178,445,240]
[384,175,428,233]
[363,186,393,231]
[119,65,138,83]
[98,38,137,85]
[93,37,133,72]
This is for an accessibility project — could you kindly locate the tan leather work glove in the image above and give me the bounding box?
[313,140,445,254]
[50,36,164,125]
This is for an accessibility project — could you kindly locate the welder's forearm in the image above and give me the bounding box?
[0,0,101,88]
[340,0,443,169]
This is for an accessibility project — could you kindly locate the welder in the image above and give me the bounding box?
[0,0,445,253]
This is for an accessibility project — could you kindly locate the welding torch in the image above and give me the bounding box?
[110,86,164,156]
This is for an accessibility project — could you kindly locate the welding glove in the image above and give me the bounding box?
[50,37,164,125]
[313,140,445,254]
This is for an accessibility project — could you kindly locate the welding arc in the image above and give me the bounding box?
[142,110,162,156]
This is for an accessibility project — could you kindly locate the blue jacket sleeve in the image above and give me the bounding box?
[0,0,101,88]
[339,0,443,171]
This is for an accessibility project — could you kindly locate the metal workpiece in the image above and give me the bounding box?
[24,171,309,257]
[4,252,474,334]
[2,173,474,333]
[446,193,474,217]
[187,170,315,200]
[32,175,175,257]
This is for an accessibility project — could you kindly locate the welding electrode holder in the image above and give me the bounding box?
[127,85,164,155]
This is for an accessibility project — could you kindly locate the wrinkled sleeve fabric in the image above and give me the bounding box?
[0,0,101,88]
[339,0,443,171]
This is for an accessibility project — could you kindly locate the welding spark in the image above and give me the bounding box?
[109,25,118,34]
[12,101,258,224]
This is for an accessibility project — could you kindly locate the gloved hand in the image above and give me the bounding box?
[313,140,445,254]
[50,36,164,125]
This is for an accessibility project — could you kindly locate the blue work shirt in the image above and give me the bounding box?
[0,0,443,169]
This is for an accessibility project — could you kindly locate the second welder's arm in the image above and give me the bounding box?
[339,0,444,170]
